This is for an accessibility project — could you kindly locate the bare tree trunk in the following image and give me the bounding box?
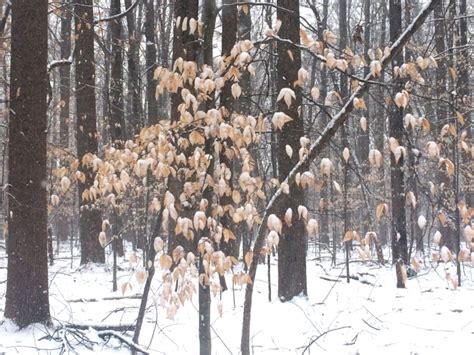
[5,0,50,327]
[109,0,125,259]
[357,0,371,235]
[124,0,142,135]
[339,0,351,277]
[60,0,72,148]
[318,0,330,246]
[110,0,126,143]
[144,0,158,124]
[219,0,238,262]
[389,0,408,287]
[75,0,105,264]
[276,0,307,302]
[57,0,73,244]
[199,2,216,353]
[458,0,472,208]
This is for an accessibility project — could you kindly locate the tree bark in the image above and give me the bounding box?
[56,0,73,244]
[318,0,330,246]
[75,0,105,264]
[124,0,142,135]
[389,0,408,287]
[357,0,371,236]
[276,0,307,302]
[144,0,158,124]
[60,0,72,148]
[5,0,50,327]
[220,0,238,258]
[110,0,126,144]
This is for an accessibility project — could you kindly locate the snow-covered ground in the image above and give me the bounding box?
[1,242,473,354]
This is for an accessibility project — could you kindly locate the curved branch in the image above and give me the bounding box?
[93,0,141,25]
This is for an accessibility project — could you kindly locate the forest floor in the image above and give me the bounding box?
[0,241,473,354]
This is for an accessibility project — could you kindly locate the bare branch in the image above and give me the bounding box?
[93,0,141,25]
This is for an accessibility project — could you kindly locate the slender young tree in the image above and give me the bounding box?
[5,0,50,327]
[56,0,73,244]
[318,0,330,247]
[357,0,371,235]
[109,0,125,259]
[199,2,216,353]
[389,0,408,287]
[276,0,307,301]
[75,0,105,264]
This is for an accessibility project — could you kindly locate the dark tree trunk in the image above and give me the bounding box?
[276,0,307,301]
[5,0,50,327]
[434,1,455,252]
[434,0,447,137]
[199,2,217,353]
[318,0,330,246]
[339,0,352,271]
[233,2,253,259]
[110,0,126,144]
[220,0,238,258]
[109,0,125,258]
[389,0,408,287]
[458,0,472,208]
[60,0,72,148]
[75,0,105,264]
[124,0,142,136]
[357,0,371,235]
[144,0,158,124]
[236,1,252,114]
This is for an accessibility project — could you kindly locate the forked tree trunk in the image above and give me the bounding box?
[5,0,50,327]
